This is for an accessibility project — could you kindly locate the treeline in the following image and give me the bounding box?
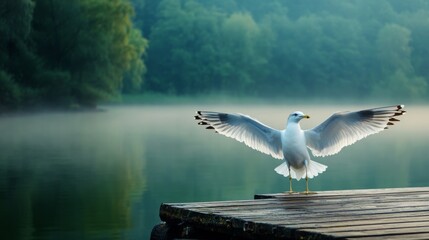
[0,0,147,110]
[140,0,429,99]
[2,1,429,110]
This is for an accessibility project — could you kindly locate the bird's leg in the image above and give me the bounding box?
[288,165,293,193]
[305,175,309,194]
[303,164,315,195]
[305,164,309,194]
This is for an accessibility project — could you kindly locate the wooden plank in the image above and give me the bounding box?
[186,202,429,220]
[306,226,429,238]
[227,208,429,225]
[178,199,429,218]
[255,187,429,199]
[188,197,429,212]
[349,232,429,240]
[299,220,429,232]
[183,193,429,210]
[169,187,429,208]
[157,187,429,239]
[172,192,429,213]
[252,212,429,227]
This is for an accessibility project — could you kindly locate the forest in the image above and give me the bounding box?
[1,0,429,110]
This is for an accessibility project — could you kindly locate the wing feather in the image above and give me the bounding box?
[304,105,405,157]
[195,111,284,159]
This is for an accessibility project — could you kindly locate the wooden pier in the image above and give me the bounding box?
[151,187,429,239]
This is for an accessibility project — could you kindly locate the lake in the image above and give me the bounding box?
[0,104,428,239]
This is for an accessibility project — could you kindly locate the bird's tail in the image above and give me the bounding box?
[274,160,327,180]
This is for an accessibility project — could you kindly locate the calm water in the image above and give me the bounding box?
[0,104,428,239]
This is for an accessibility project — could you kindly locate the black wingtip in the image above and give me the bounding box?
[389,118,400,122]
[206,126,215,130]
[394,110,406,116]
[194,115,202,120]
[196,111,202,115]
[198,121,209,125]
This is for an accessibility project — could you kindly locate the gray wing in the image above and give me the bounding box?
[304,105,406,157]
[195,111,284,159]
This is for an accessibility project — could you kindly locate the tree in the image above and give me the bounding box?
[145,0,226,94]
[31,0,147,107]
[0,0,148,110]
[400,10,429,84]
[219,12,267,94]
[0,71,21,110]
[377,24,412,74]
[0,0,35,109]
[122,29,148,93]
[375,24,427,98]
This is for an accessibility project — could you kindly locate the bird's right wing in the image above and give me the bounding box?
[304,105,405,157]
[195,111,284,159]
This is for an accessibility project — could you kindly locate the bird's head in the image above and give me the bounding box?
[288,111,310,124]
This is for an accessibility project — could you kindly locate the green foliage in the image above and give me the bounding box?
[0,0,34,41]
[3,0,429,111]
[0,0,148,110]
[374,24,427,99]
[219,12,267,93]
[138,0,429,100]
[377,24,412,74]
[122,29,148,93]
[0,71,21,110]
[145,0,226,94]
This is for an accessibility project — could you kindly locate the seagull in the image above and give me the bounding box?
[194,105,405,194]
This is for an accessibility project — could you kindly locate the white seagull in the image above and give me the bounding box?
[195,105,406,193]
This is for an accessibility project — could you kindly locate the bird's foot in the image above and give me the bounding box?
[300,191,317,195]
[284,190,296,194]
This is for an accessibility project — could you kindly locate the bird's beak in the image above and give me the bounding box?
[303,115,310,119]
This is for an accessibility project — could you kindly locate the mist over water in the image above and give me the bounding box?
[0,104,428,239]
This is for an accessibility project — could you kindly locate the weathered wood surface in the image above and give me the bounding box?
[157,187,429,239]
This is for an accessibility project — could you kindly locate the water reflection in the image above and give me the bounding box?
[0,110,146,240]
[0,104,428,239]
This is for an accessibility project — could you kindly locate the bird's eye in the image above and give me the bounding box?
[293,113,297,116]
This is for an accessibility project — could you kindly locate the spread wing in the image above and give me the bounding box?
[304,105,406,157]
[195,111,283,159]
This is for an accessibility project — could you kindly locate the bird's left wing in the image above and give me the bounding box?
[304,105,405,157]
[195,111,284,159]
